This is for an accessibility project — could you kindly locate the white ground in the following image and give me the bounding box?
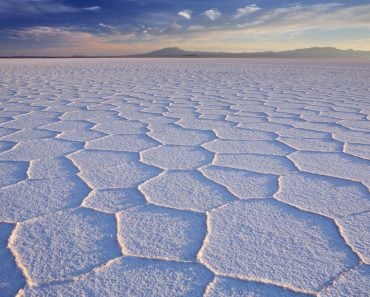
[0,58,369,297]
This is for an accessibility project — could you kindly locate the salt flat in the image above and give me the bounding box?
[0,58,369,297]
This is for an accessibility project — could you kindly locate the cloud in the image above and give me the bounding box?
[0,0,100,17]
[178,9,192,20]
[188,25,205,32]
[161,3,370,52]
[84,6,101,12]
[234,4,261,19]
[2,26,144,55]
[99,23,115,30]
[203,9,221,21]
[236,3,370,33]
[5,26,100,44]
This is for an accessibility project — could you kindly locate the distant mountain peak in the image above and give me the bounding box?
[143,47,190,57]
[134,46,370,59]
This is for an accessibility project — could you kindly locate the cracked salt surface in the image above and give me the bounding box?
[0,58,369,296]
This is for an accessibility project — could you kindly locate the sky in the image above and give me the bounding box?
[0,0,369,56]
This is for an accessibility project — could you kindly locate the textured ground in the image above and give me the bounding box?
[0,58,369,297]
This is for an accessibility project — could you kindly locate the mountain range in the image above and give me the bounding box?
[1,47,369,59]
[134,47,370,58]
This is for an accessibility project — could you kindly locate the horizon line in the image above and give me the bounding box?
[1,46,370,59]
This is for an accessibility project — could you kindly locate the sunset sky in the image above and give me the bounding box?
[0,0,369,56]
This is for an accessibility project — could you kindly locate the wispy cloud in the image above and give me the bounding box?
[5,26,101,44]
[236,3,370,33]
[178,9,192,20]
[99,23,115,30]
[188,25,205,32]
[0,0,100,17]
[2,26,143,55]
[163,3,370,52]
[203,9,221,21]
[84,6,101,12]
[234,4,261,19]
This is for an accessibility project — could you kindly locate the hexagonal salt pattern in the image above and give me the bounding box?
[200,165,277,199]
[275,172,370,218]
[140,170,233,211]
[20,257,213,297]
[69,150,160,189]
[82,188,146,213]
[117,205,205,261]
[319,265,370,297]
[0,139,82,161]
[338,212,370,263]
[140,145,213,170]
[0,223,26,296]
[148,127,215,145]
[0,161,28,187]
[1,58,369,296]
[86,134,159,152]
[199,200,358,293]
[0,176,90,222]
[10,208,121,284]
[206,277,310,297]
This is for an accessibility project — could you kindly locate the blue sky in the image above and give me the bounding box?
[0,0,369,56]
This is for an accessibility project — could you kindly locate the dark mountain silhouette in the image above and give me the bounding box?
[139,47,192,57]
[1,47,369,59]
[134,46,370,58]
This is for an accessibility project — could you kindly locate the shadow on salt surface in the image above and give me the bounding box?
[1,117,60,130]
[0,141,16,153]
[0,117,14,124]
[0,223,26,297]
[0,127,18,138]
[21,257,213,297]
[0,174,90,222]
[0,138,83,161]
[0,160,28,187]
[1,129,58,142]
